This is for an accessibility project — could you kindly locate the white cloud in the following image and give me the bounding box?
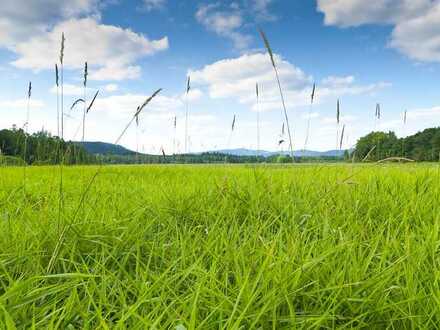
[104,84,119,92]
[251,0,276,21]
[0,99,45,109]
[0,0,99,47]
[142,0,166,11]
[0,1,169,81]
[317,0,432,27]
[317,0,440,63]
[390,5,440,62]
[407,106,440,120]
[11,18,168,81]
[196,4,252,49]
[321,75,355,86]
[50,83,91,96]
[183,88,204,102]
[190,53,388,112]
[89,65,142,81]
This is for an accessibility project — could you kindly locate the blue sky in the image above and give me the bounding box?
[1,0,440,153]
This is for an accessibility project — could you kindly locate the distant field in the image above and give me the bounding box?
[1,164,440,328]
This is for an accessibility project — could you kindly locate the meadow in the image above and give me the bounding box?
[1,163,440,328]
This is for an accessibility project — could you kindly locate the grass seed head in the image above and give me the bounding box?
[186,76,191,94]
[60,32,65,65]
[55,64,59,87]
[70,98,85,111]
[87,90,99,113]
[340,124,345,150]
[84,62,88,87]
[259,28,276,68]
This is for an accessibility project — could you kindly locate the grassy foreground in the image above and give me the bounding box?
[1,164,440,328]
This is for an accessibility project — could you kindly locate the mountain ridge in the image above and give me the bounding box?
[76,142,346,158]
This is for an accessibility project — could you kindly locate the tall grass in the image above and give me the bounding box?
[278,122,285,153]
[304,83,316,151]
[184,76,190,154]
[56,33,66,236]
[173,115,177,155]
[55,64,59,137]
[2,164,440,328]
[336,99,340,150]
[135,107,140,163]
[375,103,381,158]
[47,88,162,273]
[375,103,381,131]
[82,62,88,142]
[339,124,345,150]
[402,110,407,157]
[259,29,294,162]
[256,83,260,159]
[60,32,65,139]
[22,81,31,194]
[227,114,236,149]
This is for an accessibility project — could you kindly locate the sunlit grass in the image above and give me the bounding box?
[1,164,440,328]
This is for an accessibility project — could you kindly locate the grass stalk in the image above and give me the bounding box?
[336,99,340,150]
[60,33,65,140]
[256,83,261,160]
[82,62,87,143]
[304,83,316,151]
[23,81,31,195]
[55,64,59,137]
[259,29,294,162]
[173,115,177,156]
[184,76,190,154]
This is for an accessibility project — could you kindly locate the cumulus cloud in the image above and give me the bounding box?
[390,5,440,62]
[0,1,169,81]
[0,0,99,47]
[196,3,252,49]
[317,0,440,63]
[190,53,388,112]
[11,18,168,80]
[317,0,432,27]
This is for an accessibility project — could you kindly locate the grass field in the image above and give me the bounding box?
[1,164,440,328]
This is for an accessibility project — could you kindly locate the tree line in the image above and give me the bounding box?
[5,125,438,165]
[0,127,95,165]
[354,127,440,161]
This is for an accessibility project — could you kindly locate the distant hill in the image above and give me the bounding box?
[77,142,347,158]
[76,141,136,155]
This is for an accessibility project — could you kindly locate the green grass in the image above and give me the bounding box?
[1,164,440,328]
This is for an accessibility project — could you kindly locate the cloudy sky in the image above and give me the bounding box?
[1,0,440,153]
